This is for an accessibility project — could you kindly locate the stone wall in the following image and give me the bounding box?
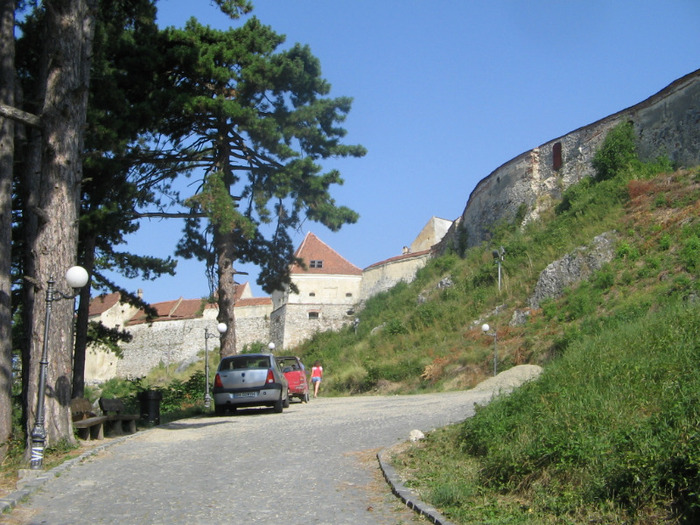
[114,317,218,379]
[360,251,432,301]
[236,314,271,351]
[271,302,357,350]
[438,69,700,253]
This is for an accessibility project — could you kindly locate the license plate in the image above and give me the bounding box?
[233,392,257,398]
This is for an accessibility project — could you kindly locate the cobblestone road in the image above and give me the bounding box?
[8,390,494,525]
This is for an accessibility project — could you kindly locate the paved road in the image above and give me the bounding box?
[8,390,493,525]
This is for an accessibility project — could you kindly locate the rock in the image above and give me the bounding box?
[472,364,543,396]
[510,309,530,326]
[437,277,453,289]
[409,429,425,442]
[529,231,617,309]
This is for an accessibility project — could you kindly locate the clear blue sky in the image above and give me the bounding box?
[107,0,700,303]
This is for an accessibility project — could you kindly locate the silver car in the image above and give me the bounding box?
[213,353,289,415]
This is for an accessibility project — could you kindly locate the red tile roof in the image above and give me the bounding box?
[127,297,208,325]
[88,293,121,316]
[122,282,271,326]
[236,297,272,307]
[290,232,362,276]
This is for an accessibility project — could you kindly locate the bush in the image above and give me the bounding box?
[592,121,638,182]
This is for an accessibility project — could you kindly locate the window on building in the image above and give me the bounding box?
[346,292,352,297]
[309,260,323,268]
[308,311,319,319]
[553,142,562,171]
[309,292,316,297]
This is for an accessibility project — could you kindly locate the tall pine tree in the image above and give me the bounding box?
[147,17,365,356]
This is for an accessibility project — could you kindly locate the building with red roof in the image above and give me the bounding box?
[270,232,363,349]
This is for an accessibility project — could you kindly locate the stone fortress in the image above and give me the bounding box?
[86,69,700,384]
[86,219,450,382]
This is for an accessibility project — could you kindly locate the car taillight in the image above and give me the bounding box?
[266,369,275,384]
[214,373,223,388]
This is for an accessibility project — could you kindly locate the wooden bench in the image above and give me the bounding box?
[99,397,139,436]
[71,398,109,441]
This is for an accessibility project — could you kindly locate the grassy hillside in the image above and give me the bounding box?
[293,141,699,521]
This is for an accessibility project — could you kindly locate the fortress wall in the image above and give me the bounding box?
[360,252,432,301]
[114,318,211,378]
[236,314,271,351]
[272,303,356,351]
[439,70,700,252]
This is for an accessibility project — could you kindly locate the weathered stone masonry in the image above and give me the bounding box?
[439,69,700,253]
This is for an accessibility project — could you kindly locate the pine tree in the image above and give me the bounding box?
[148,17,365,355]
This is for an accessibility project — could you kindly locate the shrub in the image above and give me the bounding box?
[592,121,638,182]
[681,235,700,272]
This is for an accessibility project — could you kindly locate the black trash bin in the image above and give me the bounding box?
[140,390,162,426]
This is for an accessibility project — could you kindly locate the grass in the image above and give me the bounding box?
[292,163,700,523]
[393,299,700,524]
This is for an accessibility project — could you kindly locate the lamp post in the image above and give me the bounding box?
[481,323,498,377]
[268,342,275,352]
[492,246,505,292]
[30,265,89,470]
[204,322,227,409]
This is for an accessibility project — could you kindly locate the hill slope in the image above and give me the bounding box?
[294,142,699,522]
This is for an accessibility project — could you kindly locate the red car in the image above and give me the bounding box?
[277,356,310,403]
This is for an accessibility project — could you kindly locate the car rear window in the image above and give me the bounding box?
[278,358,301,372]
[219,356,271,370]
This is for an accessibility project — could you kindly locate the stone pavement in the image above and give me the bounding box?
[2,390,496,524]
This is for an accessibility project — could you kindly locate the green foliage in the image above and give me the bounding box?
[99,377,141,400]
[158,17,366,294]
[240,341,270,353]
[65,164,697,523]
[86,321,131,357]
[592,264,615,290]
[616,241,640,261]
[93,370,210,423]
[456,300,700,520]
[384,319,408,335]
[680,235,700,273]
[592,121,638,181]
[157,372,207,413]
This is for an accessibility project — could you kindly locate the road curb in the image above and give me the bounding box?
[377,444,455,525]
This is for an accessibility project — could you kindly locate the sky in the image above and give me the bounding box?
[106,0,700,303]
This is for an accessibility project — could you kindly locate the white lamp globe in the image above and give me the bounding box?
[65,266,89,289]
[268,342,275,351]
[481,323,490,333]
[216,323,227,334]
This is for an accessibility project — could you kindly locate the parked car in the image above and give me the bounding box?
[277,356,310,403]
[213,353,289,415]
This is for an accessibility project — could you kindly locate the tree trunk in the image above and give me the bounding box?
[216,230,238,357]
[71,234,95,399]
[0,0,15,461]
[20,129,42,439]
[25,0,96,455]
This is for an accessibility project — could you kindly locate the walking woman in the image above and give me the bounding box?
[310,361,323,398]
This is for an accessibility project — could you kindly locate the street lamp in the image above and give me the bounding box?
[492,246,505,292]
[30,265,89,470]
[204,322,227,409]
[268,342,275,352]
[481,323,498,377]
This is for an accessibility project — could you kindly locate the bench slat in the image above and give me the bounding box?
[73,416,108,441]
